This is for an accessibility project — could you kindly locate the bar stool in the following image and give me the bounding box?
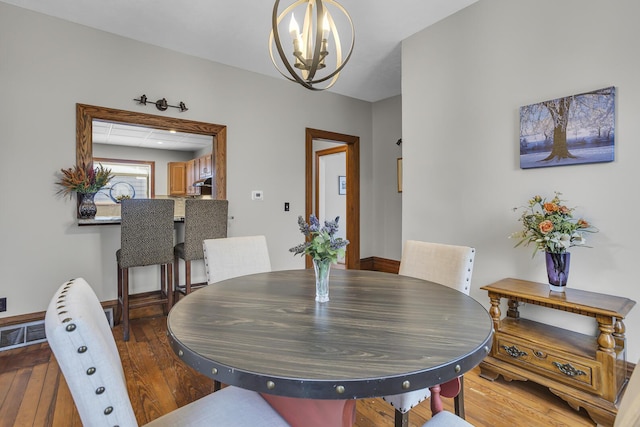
[174,199,228,298]
[116,199,174,341]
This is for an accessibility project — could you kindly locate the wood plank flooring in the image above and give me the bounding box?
[0,314,597,427]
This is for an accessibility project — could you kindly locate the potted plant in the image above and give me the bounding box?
[56,163,113,219]
[510,192,597,291]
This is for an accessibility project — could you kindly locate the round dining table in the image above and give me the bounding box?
[167,269,493,400]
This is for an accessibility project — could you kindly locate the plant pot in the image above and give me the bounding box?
[545,252,570,292]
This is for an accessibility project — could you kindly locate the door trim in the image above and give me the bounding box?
[305,128,360,269]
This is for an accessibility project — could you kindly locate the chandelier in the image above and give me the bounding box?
[269,0,355,91]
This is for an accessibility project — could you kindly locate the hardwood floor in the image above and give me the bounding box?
[0,314,597,427]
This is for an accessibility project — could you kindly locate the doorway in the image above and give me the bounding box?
[305,128,360,269]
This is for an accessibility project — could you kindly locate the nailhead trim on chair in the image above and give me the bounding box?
[55,279,115,425]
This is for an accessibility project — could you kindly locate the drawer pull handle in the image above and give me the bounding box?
[552,362,586,377]
[502,345,528,358]
[533,350,547,358]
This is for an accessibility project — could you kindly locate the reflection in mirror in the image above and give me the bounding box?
[76,104,227,218]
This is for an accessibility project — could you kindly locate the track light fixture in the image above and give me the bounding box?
[133,94,188,112]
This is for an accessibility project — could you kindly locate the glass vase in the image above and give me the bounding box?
[313,258,332,303]
[78,192,97,219]
[545,251,570,292]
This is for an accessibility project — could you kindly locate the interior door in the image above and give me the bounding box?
[305,128,360,269]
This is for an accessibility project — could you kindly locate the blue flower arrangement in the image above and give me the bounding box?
[290,214,349,263]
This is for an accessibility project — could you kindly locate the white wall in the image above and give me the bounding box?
[372,95,403,260]
[0,3,373,316]
[402,0,640,360]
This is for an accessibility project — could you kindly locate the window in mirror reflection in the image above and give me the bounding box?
[94,158,154,205]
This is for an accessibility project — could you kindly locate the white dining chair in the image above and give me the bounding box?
[383,240,476,427]
[613,358,640,427]
[45,278,289,427]
[421,410,474,426]
[202,235,272,284]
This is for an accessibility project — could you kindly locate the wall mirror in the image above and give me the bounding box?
[76,103,226,215]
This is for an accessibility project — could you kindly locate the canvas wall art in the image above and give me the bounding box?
[519,86,615,169]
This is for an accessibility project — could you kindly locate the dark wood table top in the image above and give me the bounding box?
[167,269,493,399]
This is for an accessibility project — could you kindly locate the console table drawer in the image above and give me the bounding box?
[495,335,599,393]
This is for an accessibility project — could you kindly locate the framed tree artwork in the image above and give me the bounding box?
[519,86,615,169]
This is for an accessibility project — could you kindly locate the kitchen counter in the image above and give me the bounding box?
[78,216,185,226]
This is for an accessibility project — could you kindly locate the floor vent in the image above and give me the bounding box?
[0,308,114,352]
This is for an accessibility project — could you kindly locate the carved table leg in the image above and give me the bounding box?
[507,299,520,318]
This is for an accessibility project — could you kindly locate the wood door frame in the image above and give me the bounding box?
[305,128,360,269]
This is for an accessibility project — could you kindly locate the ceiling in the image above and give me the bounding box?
[93,120,212,152]
[3,0,477,102]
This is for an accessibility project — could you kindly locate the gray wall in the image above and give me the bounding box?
[0,3,384,316]
[402,0,640,360]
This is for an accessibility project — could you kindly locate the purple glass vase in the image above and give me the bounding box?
[545,252,570,292]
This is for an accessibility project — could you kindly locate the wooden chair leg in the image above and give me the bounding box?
[116,265,123,325]
[167,262,173,310]
[214,380,222,392]
[429,383,443,416]
[122,268,130,342]
[394,408,408,427]
[174,254,180,302]
[185,259,192,294]
[454,375,465,419]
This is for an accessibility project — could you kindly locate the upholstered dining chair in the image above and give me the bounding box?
[420,411,474,426]
[45,278,289,427]
[174,199,228,297]
[383,240,476,427]
[116,199,174,341]
[202,235,272,284]
[613,358,640,427]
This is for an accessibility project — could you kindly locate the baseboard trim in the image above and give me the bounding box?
[360,256,400,274]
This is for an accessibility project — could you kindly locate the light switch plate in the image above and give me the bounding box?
[251,190,264,201]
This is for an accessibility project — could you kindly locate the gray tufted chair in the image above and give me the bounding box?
[383,240,476,427]
[45,278,290,427]
[174,199,228,297]
[116,199,175,341]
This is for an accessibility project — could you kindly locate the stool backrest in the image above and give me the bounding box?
[203,236,271,284]
[183,199,228,261]
[120,199,174,268]
[45,278,138,426]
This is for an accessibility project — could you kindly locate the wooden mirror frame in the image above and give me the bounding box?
[76,103,226,217]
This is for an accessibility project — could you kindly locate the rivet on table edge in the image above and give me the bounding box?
[178,350,184,357]
[454,365,461,373]
[267,381,276,390]
[402,381,410,390]
[484,346,490,353]
[336,385,345,394]
[211,367,218,375]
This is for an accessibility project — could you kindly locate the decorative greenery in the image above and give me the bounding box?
[56,163,114,197]
[290,214,350,263]
[510,192,597,256]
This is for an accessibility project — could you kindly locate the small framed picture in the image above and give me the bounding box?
[338,176,346,195]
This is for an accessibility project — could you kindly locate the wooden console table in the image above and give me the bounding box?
[479,278,635,426]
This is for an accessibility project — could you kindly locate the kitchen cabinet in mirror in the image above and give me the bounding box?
[76,103,226,217]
